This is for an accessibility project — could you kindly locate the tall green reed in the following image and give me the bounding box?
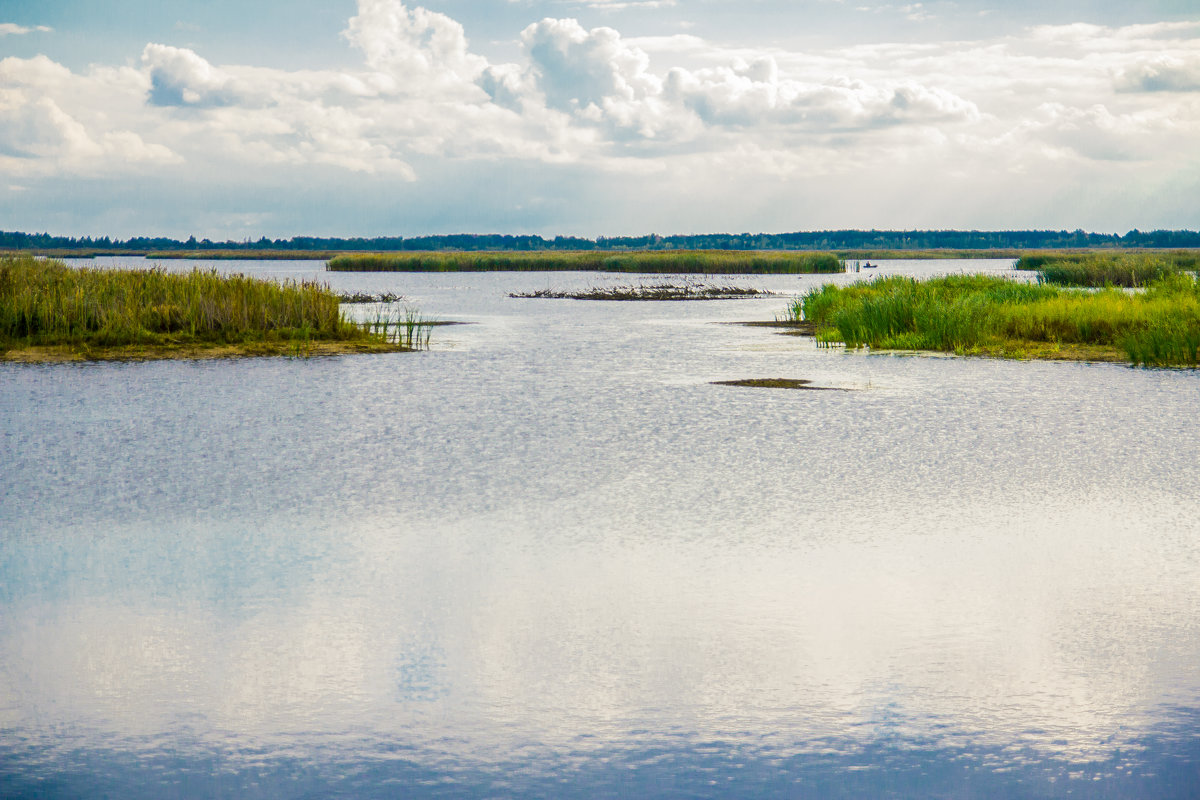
[0,254,379,349]
[1015,252,1200,287]
[796,272,1200,366]
[358,304,432,350]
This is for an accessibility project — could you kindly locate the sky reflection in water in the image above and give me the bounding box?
[1,260,1199,797]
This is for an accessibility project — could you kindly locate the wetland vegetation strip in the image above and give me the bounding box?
[836,249,1026,260]
[712,378,847,390]
[154,250,344,260]
[327,250,844,274]
[791,273,1200,367]
[0,254,415,362]
[510,281,780,301]
[1015,251,1200,287]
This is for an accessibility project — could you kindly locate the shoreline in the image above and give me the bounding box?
[0,339,413,364]
[736,320,1128,363]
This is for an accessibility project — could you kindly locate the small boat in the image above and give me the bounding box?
[862,261,877,269]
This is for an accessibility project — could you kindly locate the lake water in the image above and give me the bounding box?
[2,258,1199,798]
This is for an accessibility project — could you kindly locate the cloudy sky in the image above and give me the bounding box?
[2,0,1198,238]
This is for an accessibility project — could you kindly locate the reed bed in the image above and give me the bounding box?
[792,273,1200,367]
[356,304,433,350]
[1015,251,1200,287]
[328,250,843,274]
[510,280,778,301]
[0,254,412,358]
[156,250,346,260]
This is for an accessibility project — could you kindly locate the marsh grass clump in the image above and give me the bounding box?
[793,272,1200,367]
[356,303,433,350]
[328,250,844,274]
[1015,251,1200,287]
[0,254,415,360]
[510,279,779,301]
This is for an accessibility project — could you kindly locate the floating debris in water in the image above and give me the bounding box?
[337,291,404,303]
[511,281,778,301]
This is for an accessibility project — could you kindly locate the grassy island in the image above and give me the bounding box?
[327,250,843,274]
[792,273,1200,367]
[0,255,416,362]
[1016,251,1200,287]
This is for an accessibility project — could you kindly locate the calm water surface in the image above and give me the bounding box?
[2,258,1198,797]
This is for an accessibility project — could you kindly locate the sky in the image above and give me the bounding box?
[1,0,1198,238]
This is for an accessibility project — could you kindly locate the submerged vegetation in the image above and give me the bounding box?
[711,378,847,390]
[328,250,843,274]
[1016,251,1200,287]
[0,254,419,361]
[792,273,1200,367]
[510,280,779,301]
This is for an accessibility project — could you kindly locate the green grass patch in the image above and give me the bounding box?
[327,250,844,274]
[0,254,416,361]
[1015,251,1200,287]
[791,273,1200,367]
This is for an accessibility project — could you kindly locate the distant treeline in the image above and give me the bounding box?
[3,228,1199,254]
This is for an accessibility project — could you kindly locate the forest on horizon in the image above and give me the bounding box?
[3,228,1199,254]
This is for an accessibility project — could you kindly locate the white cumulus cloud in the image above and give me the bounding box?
[0,85,175,173]
[0,23,52,36]
[142,44,247,107]
[476,17,979,147]
[1116,56,1200,92]
[521,18,662,111]
[0,94,99,159]
[664,59,979,130]
[342,0,486,97]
